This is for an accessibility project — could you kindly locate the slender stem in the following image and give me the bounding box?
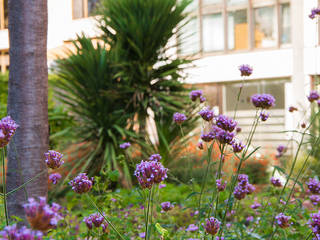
[145,187,152,240]
[233,78,245,120]
[2,147,8,226]
[218,111,260,237]
[213,144,226,216]
[148,186,155,240]
[86,194,125,240]
[198,142,213,216]
[305,232,313,240]
[6,169,47,195]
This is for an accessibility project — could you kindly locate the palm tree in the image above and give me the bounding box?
[6,0,49,220]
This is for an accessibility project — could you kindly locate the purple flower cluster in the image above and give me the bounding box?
[0,116,19,148]
[307,178,320,194]
[275,213,291,228]
[251,94,275,109]
[197,141,204,150]
[190,90,205,103]
[250,202,262,210]
[23,197,62,231]
[308,90,320,102]
[149,154,162,161]
[201,132,215,143]
[186,224,199,232]
[134,158,168,189]
[216,115,237,132]
[309,8,320,19]
[199,108,214,121]
[309,211,320,239]
[161,201,174,212]
[212,126,235,145]
[0,224,43,240]
[216,179,227,192]
[69,173,94,194]
[239,64,253,77]
[49,173,62,185]
[119,142,131,149]
[203,217,221,236]
[270,177,282,187]
[310,195,320,206]
[231,141,245,153]
[259,112,269,122]
[173,112,187,125]
[83,212,108,232]
[45,150,64,169]
[234,174,255,200]
[276,145,287,158]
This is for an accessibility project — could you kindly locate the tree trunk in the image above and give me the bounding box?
[6,0,48,221]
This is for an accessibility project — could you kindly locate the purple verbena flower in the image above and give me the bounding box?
[203,217,220,236]
[216,179,227,192]
[308,90,320,102]
[186,224,199,232]
[289,106,298,112]
[49,173,62,185]
[260,112,269,121]
[197,141,204,150]
[119,142,131,149]
[236,127,242,133]
[83,212,108,232]
[69,173,94,194]
[149,154,162,162]
[310,195,320,206]
[190,90,203,101]
[250,202,262,209]
[200,95,206,103]
[45,150,64,169]
[173,112,187,125]
[251,94,275,109]
[307,178,320,194]
[0,116,19,148]
[232,141,245,153]
[159,183,166,189]
[275,213,291,228]
[239,64,253,77]
[199,108,214,121]
[276,145,287,158]
[309,211,320,238]
[238,174,249,184]
[161,202,174,212]
[271,177,282,187]
[201,132,215,142]
[139,232,146,238]
[134,160,168,189]
[212,126,235,145]
[216,115,237,132]
[23,197,62,231]
[246,216,254,222]
[0,224,43,240]
[234,174,254,200]
[309,8,320,19]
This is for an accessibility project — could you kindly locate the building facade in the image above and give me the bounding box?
[0,0,318,154]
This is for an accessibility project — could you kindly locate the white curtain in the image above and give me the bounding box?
[203,14,224,52]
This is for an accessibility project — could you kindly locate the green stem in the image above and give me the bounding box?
[145,187,152,240]
[86,194,125,240]
[2,147,8,226]
[233,78,245,120]
[6,169,47,196]
[148,186,155,240]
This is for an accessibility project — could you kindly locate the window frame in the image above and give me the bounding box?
[0,0,7,30]
[72,0,89,20]
[179,0,291,57]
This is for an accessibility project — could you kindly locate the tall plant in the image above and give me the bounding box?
[97,0,193,134]
[54,37,134,181]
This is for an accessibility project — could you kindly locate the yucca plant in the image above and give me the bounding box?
[53,36,134,183]
[97,0,193,134]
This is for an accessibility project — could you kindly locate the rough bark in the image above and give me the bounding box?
[6,0,48,220]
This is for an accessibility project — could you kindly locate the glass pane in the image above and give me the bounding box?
[4,0,8,28]
[262,81,285,109]
[228,9,248,50]
[202,14,224,52]
[254,6,277,48]
[280,3,291,44]
[179,18,200,55]
[73,0,84,19]
[203,0,222,5]
[88,0,100,16]
[228,0,248,6]
[226,83,258,111]
[185,0,199,12]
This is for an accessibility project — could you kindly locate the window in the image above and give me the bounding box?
[72,0,100,19]
[203,14,224,52]
[178,18,200,55]
[178,0,291,55]
[280,3,291,44]
[0,0,8,29]
[228,9,248,50]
